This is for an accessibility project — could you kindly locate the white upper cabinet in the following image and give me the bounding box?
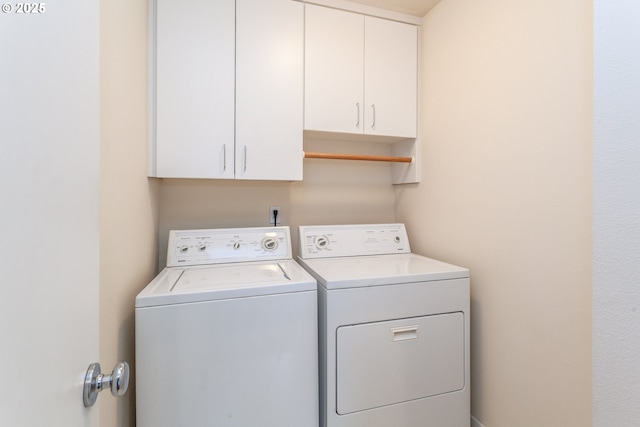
[153,0,235,179]
[236,0,304,180]
[363,16,418,138]
[304,4,418,139]
[150,0,304,180]
[304,5,364,135]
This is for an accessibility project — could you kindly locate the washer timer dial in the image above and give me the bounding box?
[314,235,329,250]
[262,237,279,251]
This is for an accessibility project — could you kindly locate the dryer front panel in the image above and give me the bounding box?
[336,312,465,414]
[318,277,470,427]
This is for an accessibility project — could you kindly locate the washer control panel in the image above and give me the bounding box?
[167,226,291,267]
[299,224,411,259]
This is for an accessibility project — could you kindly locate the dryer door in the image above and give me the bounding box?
[336,312,465,415]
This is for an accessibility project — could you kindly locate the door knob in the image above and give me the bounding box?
[83,362,130,407]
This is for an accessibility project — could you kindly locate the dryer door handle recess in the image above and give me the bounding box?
[390,325,419,342]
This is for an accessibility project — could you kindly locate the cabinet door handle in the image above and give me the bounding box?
[356,102,360,128]
[371,104,376,129]
[222,144,227,172]
[243,146,247,172]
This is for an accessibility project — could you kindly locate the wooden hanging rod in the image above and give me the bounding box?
[303,151,413,163]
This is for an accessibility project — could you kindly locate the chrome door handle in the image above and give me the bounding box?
[83,362,130,407]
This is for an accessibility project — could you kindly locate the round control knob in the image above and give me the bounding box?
[233,242,241,250]
[394,236,401,243]
[315,235,329,249]
[198,244,207,252]
[262,237,278,251]
[179,245,189,253]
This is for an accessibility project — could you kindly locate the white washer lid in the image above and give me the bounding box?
[136,260,316,308]
[296,253,469,290]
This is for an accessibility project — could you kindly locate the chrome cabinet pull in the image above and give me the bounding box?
[371,104,376,129]
[222,144,227,172]
[83,362,130,407]
[243,146,247,172]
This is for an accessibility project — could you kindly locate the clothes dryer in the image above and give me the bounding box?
[297,224,470,427]
[136,226,318,427]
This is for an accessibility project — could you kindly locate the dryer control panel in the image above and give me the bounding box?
[167,226,291,267]
[299,224,411,259]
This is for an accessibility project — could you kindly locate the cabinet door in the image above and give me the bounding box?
[154,0,235,178]
[236,0,304,180]
[304,5,364,135]
[364,16,418,138]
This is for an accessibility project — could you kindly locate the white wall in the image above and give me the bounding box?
[593,1,640,425]
[396,0,592,425]
[100,0,159,426]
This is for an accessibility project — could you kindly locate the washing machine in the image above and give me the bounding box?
[297,224,470,427]
[135,226,318,427]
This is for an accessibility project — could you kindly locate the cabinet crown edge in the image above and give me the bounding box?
[299,0,423,25]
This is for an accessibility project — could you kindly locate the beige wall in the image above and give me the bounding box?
[395,0,592,426]
[100,0,158,426]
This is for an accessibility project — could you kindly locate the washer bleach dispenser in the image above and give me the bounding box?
[297,224,470,427]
